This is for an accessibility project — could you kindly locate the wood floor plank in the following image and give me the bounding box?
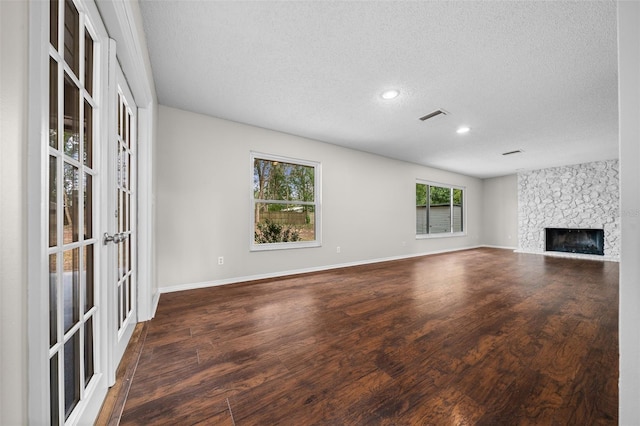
[118,248,618,424]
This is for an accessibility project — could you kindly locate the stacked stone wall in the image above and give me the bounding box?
[518,160,620,260]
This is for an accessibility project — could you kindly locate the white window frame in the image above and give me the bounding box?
[416,179,466,239]
[250,152,322,251]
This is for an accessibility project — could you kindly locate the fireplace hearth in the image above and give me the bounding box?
[545,228,604,256]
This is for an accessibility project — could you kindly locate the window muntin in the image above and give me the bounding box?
[251,153,320,250]
[416,181,464,237]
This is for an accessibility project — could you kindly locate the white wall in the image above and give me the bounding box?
[156,106,483,291]
[0,1,28,423]
[482,174,518,249]
[618,1,640,422]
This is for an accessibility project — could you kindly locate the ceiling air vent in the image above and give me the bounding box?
[502,150,523,156]
[419,109,448,121]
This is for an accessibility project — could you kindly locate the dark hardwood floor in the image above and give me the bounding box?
[118,248,618,425]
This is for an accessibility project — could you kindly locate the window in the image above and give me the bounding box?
[251,152,321,250]
[416,181,464,236]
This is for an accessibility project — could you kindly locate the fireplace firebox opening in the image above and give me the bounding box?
[545,228,604,256]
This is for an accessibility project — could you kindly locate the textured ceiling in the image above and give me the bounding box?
[139,0,618,179]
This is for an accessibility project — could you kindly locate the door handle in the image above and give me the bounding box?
[103,232,128,245]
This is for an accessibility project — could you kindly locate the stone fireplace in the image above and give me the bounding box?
[518,160,619,260]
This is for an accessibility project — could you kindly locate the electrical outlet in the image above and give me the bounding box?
[336,246,341,253]
[218,256,224,265]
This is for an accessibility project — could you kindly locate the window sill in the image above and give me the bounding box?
[250,241,321,251]
[416,232,467,240]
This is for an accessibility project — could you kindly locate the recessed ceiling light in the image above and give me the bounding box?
[381,89,400,100]
[456,126,471,134]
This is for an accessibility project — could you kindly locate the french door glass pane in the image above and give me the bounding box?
[127,113,131,148]
[49,156,58,247]
[50,354,59,425]
[84,244,94,313]
[63,163,79,244]
[50,254,58,347]
[84,101,92,167]
[64,0,79,77]
[49,58,58,149]
[84,317,94,386]
[63,248,79,333]
[122,151,128,189]
[118,283,122,327]
[122,192,131,232]
[84,173,92,239]
[64,332,80,419]
[84,30,94,96]
[124,276,129,316]
[50,0,58,49]
[118,237,124,279]
[64,74,80,160]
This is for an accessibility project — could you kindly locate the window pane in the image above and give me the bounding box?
[63,163,79,243]
[84,244,93,313]
[50,254,58,347]
[50,354,59,425]
[83,101,92,167]
[64,332,80,419]
[84,173,92,239]
[64,73,80,160]
[49,156,58,247]
[84,316,94,386]
[50,0,59,49]
[453,188,463,232]
[253,159,315,202]
[255,203,315,243]
[84,29,93,96]
[63,248,79,333]
[416,183,428,234]
[429,186,451,234]
[64,0,79,77]
[49,58,58,149]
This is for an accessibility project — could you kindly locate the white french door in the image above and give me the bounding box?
[105,59,137,379]
[47,1,105,423]
[44,0,137,423]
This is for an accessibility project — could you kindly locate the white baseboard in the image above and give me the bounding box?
[481,244,518,250]
[158,245,484,294]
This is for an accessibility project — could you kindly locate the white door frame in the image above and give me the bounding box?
[96,0,157,322]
